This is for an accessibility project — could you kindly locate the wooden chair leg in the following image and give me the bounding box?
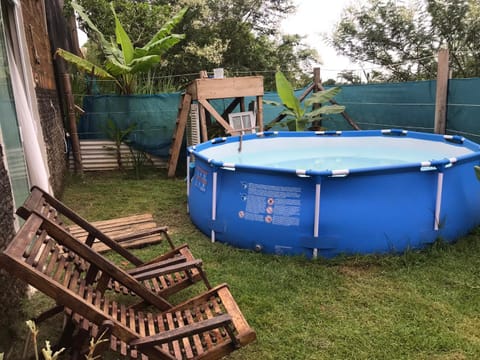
[54,317,76,353]
[34,305,64,324]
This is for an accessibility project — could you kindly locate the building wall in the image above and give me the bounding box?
[0,144,27,351]
[21,0,67,196]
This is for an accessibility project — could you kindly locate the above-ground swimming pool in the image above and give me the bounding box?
[187,130,480,258]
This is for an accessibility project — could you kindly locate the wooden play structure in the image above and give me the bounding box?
[167,71,264,177]
[167,68,360,177]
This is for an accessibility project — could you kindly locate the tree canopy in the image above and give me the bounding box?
[70,0,320,91]
[331,0,480,82]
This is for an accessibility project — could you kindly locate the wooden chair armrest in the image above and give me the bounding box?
[131,259,204,282]
[129,314,239,348]
[143,243,190,265]
[126,256,187,276]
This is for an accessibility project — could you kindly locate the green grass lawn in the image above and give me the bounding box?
[26,170,480,359]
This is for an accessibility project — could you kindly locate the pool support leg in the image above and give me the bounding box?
[186,155,191,214]
[211,170,218,243]
[434,172,444,231]
[313,182,321,259]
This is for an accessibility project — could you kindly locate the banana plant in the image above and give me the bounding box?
[265,71,345,131]
[56,1,187,94]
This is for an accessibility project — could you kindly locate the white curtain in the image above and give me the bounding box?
[6,37,50,191]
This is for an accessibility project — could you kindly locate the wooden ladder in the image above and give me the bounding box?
[167,92,192,177]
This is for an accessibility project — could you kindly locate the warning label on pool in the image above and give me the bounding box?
[239,182,301,226]
[193,166,208,192]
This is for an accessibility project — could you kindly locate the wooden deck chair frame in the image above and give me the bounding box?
[0,212,256,359]
[16,186,211,310]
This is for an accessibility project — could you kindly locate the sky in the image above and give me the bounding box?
[281,0,357,80]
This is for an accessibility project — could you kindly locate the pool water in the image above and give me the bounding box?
[208,137,474,171]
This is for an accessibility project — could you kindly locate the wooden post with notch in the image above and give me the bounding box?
[312,68,322,129]
[434,48,449,134]
[167,93,192,177]
[63,73,83,174]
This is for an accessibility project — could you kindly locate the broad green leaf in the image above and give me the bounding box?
[280,109,297,118]
[106,37,124,61]
[144,7,188,49]
[105,57,132,76]
[305,105,345,118]
[71,1,112,55]
[111,3,134,64]
[262,99,282,107]
[140,35,185,57]
[55,49,115,79]
[304,87,342,107]
[130,55,162,73]
[72,1,123,62]
[275,71,303,119]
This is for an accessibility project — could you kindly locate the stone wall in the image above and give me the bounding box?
[0,144,27,353]
[35,87,67,194]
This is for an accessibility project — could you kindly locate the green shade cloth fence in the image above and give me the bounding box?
[78,77,480,158]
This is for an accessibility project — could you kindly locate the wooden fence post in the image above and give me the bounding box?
[434,48,449,134]
[63,73,83,174]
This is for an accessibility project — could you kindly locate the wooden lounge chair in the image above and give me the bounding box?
[1,212,256,359]
[17,186,210,301]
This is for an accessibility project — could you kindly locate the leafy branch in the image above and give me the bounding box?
[56,1,187,94]
[265,71,345,131]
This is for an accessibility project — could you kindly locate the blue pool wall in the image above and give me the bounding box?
[187,130,480,258]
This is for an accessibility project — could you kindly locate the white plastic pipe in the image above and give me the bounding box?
[434,172,444,231]
[211,171,218,243]
[314,183,321,237]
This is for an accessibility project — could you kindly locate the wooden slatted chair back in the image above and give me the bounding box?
[17,186,146,264]
[17,186,210,299]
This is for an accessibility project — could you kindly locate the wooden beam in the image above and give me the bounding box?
[256,95,264,132]
[198,99,235,133]
[240,97,246,112]
[167,93,191,178]
[192,76,264,100]
[434,48,449,134]
[63,73,83,174]
[312,68,322,128]
[299,83,315,102]
[313,68,321,92]
[221,97,241,119]
[317,83,361,131]
[198,103,208,142]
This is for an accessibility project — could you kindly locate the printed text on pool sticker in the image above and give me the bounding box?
[193,166,208,192]
[239,182,301,226]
